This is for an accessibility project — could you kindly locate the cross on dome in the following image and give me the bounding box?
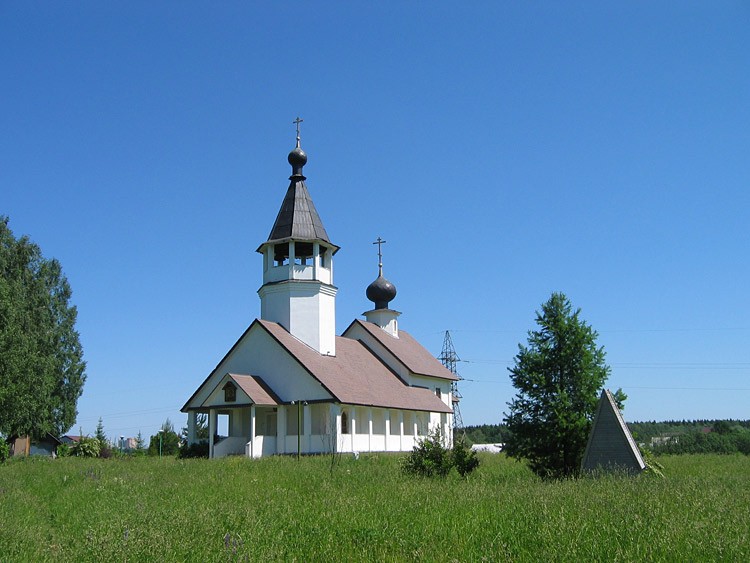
[288,117,307,176]
[373,236,387,276]
[366,236,397,309]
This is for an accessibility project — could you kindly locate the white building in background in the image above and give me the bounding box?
[182,127,456,458]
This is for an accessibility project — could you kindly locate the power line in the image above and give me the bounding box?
[624,386,750,392]
[459,358,750,369]
[75,405,183,423]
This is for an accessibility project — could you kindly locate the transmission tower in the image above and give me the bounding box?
[439,330,464,431]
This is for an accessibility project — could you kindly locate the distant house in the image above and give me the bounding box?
[470,443,503,454]
[650,434,679,447]
[10,434,61,457]
[60,435,82,445]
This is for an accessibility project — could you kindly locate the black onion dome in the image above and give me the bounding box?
[288,146,307,176]
[366,275,397,309]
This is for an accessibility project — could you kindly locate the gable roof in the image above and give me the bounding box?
[260,320,452,413]
[204,374,281,407]
[581,389,646,473]
[259,178,338,251]
[345,319,458,381]
[182,319,451,414]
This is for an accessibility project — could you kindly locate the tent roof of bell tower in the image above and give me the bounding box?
[257,118,338,253]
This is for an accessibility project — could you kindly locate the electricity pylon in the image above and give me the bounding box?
[439,330,463,431]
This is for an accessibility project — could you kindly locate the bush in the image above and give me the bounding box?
[452,437,480,477]
[178,441,209,459]
[72,436,101,458]
[401,429,453,477]
[0,438,9,463]
[401,429,479,478]
[56,443,71,458]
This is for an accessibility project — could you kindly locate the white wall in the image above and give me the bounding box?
[186,325,333,410]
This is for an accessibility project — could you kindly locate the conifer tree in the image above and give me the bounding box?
[503,292,611,479]
[95,417,107,447]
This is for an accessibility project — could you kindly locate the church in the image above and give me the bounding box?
[181,125,456,458]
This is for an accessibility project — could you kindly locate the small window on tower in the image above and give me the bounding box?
[436,388,442,399]
[296,242,313,266]
[223,382,237,403]
[274,243,289,266]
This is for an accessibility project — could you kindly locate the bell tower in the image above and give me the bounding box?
[256,119,339,355]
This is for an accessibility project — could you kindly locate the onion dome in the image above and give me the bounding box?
[288,116,307,177]
[288,146,307,176]
[366,274,397,310]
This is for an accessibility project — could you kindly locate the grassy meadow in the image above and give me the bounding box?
[1,453,748,561]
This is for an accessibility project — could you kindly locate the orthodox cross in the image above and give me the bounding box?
[293,116,303,147]
[373,237,386,276]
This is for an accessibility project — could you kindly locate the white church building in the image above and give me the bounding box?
[182,127,456,458]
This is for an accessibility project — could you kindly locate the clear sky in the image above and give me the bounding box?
[3,3,749,443]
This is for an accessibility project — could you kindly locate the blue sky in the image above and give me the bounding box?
[3,3,749,442]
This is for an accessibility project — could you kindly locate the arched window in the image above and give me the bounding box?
[341,411,349,434]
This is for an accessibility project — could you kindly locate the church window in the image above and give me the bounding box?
[403,412,414,436]
[372,409,386,434]
[356,407,369,435]
[416,412,428,436]
[286,405,305,436]
[311,404,327,434]
[436,388,442,399]
[389,411,400,435]
[341,411,349,434]
[223,382,237,403]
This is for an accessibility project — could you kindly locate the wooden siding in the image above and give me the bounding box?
[582,390,645,474]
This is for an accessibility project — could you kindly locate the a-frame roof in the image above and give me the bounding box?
[581,389,646,474]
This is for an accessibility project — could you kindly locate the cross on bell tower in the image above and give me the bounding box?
[293,117,303,147]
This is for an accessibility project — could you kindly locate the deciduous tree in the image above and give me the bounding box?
[148,418,180,456]
[0,217,86,439]
[503,292,611,479]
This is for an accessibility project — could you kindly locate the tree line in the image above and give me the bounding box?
[464,419,750,456]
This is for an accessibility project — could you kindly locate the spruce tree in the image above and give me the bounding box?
[503,292,611,478]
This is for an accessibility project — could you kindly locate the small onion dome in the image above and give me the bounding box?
[366,275,397,309]
[288,146,307,175]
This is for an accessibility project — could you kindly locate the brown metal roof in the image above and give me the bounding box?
[346,320,459,381]
[259,320,452,413]
[228,374,281,406]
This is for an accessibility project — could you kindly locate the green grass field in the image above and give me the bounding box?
[1,453,748,561]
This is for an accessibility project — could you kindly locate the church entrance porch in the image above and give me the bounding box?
[194,403,450,459]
